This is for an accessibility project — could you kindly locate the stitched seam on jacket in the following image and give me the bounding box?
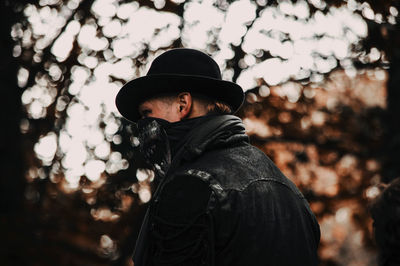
[180,169,303,199]
[182,169,224,193]
[231,178,305,199]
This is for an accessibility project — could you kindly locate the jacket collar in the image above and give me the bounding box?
[178,115,249,162]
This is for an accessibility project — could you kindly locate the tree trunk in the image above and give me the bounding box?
[383,51,400,183]
[0,0,25,215]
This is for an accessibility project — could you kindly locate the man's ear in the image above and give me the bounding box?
[177,92,192,119]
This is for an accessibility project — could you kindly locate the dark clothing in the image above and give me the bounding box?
[134,115,320,266]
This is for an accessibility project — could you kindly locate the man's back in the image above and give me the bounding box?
[145,115,320,266]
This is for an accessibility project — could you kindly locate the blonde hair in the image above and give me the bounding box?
[191,93,232,115]
[205,100,232,114]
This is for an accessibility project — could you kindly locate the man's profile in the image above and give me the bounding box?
[115,48,320,266]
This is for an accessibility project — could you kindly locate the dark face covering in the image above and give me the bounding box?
[137,118,171,176]
[137,116,209,176]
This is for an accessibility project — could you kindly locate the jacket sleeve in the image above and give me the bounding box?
[148,172,214,266]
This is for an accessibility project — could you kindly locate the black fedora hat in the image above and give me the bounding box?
[115,48,244,122]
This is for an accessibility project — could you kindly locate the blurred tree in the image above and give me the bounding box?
[0,0,25,214]
[0,0,35,264]
[1,0,399,265]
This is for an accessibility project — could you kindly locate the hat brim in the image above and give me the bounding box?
[115,74,244,122]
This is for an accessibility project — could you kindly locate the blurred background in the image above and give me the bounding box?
[1,0,399,265]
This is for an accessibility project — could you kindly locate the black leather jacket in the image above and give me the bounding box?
[134,115,320,266]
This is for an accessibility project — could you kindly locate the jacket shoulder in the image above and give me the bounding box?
[182,142,303,196]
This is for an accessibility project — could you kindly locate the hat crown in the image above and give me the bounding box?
[147,48,222,80]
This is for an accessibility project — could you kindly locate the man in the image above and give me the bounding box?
[115,48,320,266]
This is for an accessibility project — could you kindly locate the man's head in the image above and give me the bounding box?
[134,92,232,170]
[138,92,232,122]
[115,48,243,123]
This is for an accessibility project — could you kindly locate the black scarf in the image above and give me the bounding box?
[136,116,210,175]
